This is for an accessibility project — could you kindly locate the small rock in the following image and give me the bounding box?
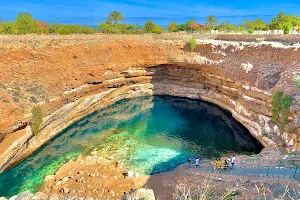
[128,171,134,177]
[134,172,140,178]
[55,181,62,186]
[32,192,49,200]
[122,188,155,200]
[90,150,97,156]
[62,177,69,183]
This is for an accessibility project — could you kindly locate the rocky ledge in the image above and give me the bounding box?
[0,35,299,174]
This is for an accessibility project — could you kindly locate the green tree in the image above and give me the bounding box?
[49,24,57,33]
[269,16,280,30]
[108,10,124,33]
[186,18,195,32]
[177,23,188,31]
[143,20,163,34]
[217,21,237,32]
[205,15,218,30]
[143,20,156,33]
[168,22,178,32]
[243,18,267,33]
[15,12,37,34]
[98,20,114,33]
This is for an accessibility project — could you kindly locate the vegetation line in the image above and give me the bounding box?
[1,11,300,35]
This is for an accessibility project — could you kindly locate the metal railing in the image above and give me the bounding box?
[191,159,300,181]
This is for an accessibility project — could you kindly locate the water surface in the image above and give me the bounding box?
[0,96,262,197]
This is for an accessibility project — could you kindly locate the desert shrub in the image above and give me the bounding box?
[2,99,10,103]
[292,74,300,86]
[73,55,78,59]
[31,106,43,135]
[0,22,18,34]
[188,38,197,52]
[272,91,283,123]
[281,95,293,128]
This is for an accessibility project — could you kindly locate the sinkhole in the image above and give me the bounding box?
[0,96,263,197]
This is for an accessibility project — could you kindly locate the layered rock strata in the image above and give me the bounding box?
[0,36,299,173]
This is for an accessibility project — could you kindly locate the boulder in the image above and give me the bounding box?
[44,175,55,182]
[15,190,33,200]
[8,196,18,200]
[122,188,155,200]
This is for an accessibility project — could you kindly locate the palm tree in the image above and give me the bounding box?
[108,10,124,33]
[205,15,217,31]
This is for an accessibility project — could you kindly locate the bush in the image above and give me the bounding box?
[31,106,43,135]
[188,38,197,51]
[168,22,178,32]
[281,95,293,128]
[0,22,18,34]
[73,55,78,59]
[271,91,283,123]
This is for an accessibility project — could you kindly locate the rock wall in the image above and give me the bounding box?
[0,36,299,173]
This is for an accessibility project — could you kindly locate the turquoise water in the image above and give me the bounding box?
[0,96,263,197]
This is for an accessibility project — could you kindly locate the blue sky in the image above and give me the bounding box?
[1,0,300,26]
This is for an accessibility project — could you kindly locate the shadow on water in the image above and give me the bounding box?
[0,95,263,198]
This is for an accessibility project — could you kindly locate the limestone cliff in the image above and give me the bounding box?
[0,35,299,173]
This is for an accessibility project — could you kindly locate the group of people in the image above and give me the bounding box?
[214,155,236,172]
[187,155,236,173]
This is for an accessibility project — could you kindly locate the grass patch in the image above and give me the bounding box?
[31,106,43,135]
[287,152,296,156]
[271,91,283,123]
[281,95,293,128]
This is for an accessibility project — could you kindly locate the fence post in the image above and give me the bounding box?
[266,167,269,176]
[293,166,298,179]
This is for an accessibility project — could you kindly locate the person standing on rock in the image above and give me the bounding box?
[231,155,236,168]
